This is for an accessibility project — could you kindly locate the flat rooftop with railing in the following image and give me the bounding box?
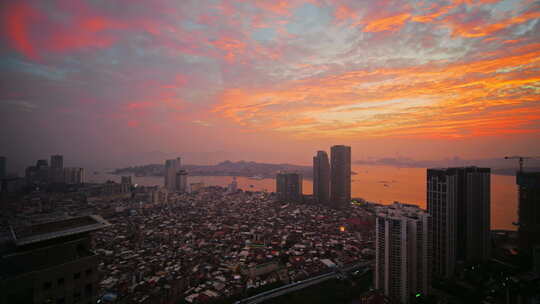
[10,215,110,247]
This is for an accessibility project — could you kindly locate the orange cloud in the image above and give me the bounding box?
[446,10,540,38]
[127,120,141,128]
[334,4,357,22]
[127,102,154,110]
[255,1,293,16]
[212,42,540,139]
[365,3,540,39]
[161,74,188,89]
[210,37,247,63]
[411,4,457,23]
[363,13,411,32]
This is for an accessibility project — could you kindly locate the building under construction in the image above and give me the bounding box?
[516,171,540,262]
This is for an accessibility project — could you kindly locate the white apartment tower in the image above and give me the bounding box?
[375,202,432,304]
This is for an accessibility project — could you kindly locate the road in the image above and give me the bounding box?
[234,261,373,304]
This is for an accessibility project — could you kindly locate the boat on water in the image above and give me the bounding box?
[248,175,264,180]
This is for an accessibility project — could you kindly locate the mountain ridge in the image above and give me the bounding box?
[112,160,315,179]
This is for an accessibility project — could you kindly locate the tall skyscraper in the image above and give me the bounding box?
[0,156,6,178]
[164,157,182,191]
[276,172,303,202]
[313,151,330,204]
[330,145,351,208]
[375,203,432,304]
[516,171,540,260]
[427,167,490,278]
[50,155,64,183]
[176,170,188,193]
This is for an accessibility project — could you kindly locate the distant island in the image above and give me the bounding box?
[113,160,318,179]
[355,157,540,176]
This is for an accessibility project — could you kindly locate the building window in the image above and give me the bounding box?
[76,244,86,253]
[43,281,52,290]
[57,278,65,286]
[73,291,81,303]
[56,297,65,304]
[85,284,93,297]
[85,268,93,277]
[74,272,81,280]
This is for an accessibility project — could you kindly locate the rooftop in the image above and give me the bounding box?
[376,202,429,220]
[427,166,491,173]
[11,215,110,246]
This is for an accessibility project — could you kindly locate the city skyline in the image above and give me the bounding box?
[2,148,537,302]
[1,0,539,170]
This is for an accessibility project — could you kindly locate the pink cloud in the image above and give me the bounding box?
[2,1,125,59]
[3,2,43,60]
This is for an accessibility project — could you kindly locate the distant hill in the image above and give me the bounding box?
[355,157,540,176]
[112,160,314,179]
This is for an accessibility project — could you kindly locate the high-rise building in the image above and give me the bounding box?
[64,168,85,185]
[330,145,351,208]
[534,245,540,274]
[50,155,63,169]
[26,160,50,185]
[0,215,110,304]
[36,159,49,168]
[152,187,169,204]
[427,167,490,278]
[121,176,133,185]
[25,166,37,185]
[276,172,303,202]
[175,170,188,193]
[227,176,238,193]
[164,158,182,191]
[313,151,330,204]
[0,156,6,178]
[50,155,64,183]
[516,171,540,260]
[375,203,431,304]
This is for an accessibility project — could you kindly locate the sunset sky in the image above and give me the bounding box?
[1,0,539,170]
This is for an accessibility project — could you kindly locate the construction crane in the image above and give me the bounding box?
[504,156,540,172]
